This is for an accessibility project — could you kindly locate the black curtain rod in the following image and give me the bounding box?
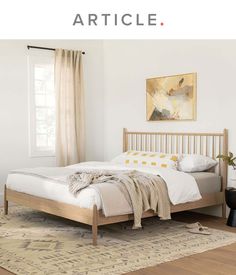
[27,45,85,55]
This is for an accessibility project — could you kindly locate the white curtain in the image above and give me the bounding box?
[55,49,85,166]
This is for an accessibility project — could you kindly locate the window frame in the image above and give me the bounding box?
[28,50,56,158]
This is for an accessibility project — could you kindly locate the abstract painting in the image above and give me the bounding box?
[146,73,196,121]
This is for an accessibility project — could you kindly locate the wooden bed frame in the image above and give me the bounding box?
[4,128,228,245]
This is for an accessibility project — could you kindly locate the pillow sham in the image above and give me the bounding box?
[111,150,179,170]
[178,154,217,172]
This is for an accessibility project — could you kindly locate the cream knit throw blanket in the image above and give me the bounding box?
[68,170,171,228]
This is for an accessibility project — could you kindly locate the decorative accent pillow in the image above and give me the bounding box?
[111,150,179,170]
[178,154,218,172]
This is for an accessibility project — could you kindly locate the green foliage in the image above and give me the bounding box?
[217,152,236,170]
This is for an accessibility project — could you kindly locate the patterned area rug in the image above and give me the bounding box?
[1,207,236,275]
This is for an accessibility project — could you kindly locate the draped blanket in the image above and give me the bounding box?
[68,169,171,228]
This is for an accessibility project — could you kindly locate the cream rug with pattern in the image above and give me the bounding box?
[1,206,236,275]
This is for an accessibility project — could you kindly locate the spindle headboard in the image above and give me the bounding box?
[123,128,228,191]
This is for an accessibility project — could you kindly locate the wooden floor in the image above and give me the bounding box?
[1,211,236,275]
[127,212,236,275]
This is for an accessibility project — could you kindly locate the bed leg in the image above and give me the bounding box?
[222,202,226,219]
[92,205,98,246]
[4,185,8,215]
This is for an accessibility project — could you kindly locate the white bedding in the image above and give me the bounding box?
[6,161,202,213]
[7,173,103,209]
[68,162,202,205]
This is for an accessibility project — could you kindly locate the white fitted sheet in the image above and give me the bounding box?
[7,172,220,211]
[6,161,205,211]
[6,174,102,210]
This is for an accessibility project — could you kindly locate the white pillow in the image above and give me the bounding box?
[178,154,217,172]
[111,150,179,170]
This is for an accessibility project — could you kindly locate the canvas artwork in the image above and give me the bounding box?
[146,73,196,121]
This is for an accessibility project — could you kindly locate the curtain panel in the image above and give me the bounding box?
[55,49,85,166]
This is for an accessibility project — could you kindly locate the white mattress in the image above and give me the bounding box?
[6,161,204,211]
[7,174,102,210]
[7,171,220,212]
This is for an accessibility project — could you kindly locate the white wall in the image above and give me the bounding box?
[0,40,104,201]
[103,40,236,161]
[103,40,236,216]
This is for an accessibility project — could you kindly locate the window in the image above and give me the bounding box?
[28,50,55,157]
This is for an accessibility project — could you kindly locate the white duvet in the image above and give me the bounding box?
[68,161,202,205]
[7,162,202,215]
